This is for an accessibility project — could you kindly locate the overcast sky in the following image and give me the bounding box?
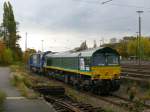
[0,0,150,52]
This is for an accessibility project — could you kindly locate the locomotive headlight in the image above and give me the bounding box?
[114,74,118,79]
[105,72,108,76]
[93,75,100,79]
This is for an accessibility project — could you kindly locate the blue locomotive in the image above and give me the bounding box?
[29,51,52,73]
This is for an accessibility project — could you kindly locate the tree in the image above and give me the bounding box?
[3,1,17,49]
[0,40,6,64]
[80,41,88,50]
[110,38,117,44]
[127,37,150,59]
[23,49,36,64]
[117,39,129,58]
[0,25,3,38]
[93,40,97,48]
[1,48,13,65]
[73,41,88,52]
[2,1,22,62]
[127,40,137,56]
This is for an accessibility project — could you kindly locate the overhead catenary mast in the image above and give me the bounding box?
[136,10,144,66]
[41,40,44,52]
[25,32,27,51]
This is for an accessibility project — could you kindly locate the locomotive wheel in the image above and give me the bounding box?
[93,80,111,95]
[111,80,120,92]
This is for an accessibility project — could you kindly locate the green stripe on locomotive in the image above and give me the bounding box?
[47,57,80,70]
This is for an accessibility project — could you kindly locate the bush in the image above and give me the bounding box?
[10,71,38,98]
[1,48,13,65]
[11,73,24,86]
[0,91,6,104]
[0,91,6,112]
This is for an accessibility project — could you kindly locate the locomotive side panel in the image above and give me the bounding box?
[43,47,121,94]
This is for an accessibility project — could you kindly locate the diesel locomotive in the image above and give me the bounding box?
[29,47,121,94]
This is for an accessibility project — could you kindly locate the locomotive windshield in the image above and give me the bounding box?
[107,54,119,65]
[92,53,119,66]
[93,54,105,66]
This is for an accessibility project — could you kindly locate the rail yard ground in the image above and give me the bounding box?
[0,62,149,112]
[9,67,126,112]
[0,67,56,112]
[8,64,150,112]
[119,63,150,108]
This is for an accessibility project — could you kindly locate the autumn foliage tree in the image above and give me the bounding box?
[117,40,129,58]
[127,37,150,59]
[0,40,6,64]
[3,2,17,49]
[93,40,97,48]
[73,41,88,52]
[106,36,150,60]
[0,40,13,65]
[2,48,13,65]
[0,1,22,64]
[23,49,36,64]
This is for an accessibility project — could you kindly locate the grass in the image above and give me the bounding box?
[0,91,6,112]
[10,67,39,99]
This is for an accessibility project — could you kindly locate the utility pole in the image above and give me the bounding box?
[41,40,44,52]
[25,32,27,51]
[136,32,139,64]
[136,10,144,66]
[99,40,102,47]
[102,38,104,45]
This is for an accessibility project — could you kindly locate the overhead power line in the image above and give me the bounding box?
[71,0,101,4]
[107,3,148,9]
[71,0,150,10]
[101,0,112,4]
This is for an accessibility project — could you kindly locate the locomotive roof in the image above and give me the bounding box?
[30,51,52,57]
[46,47,119,58]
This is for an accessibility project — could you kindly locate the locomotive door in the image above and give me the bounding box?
[79,58,85,71]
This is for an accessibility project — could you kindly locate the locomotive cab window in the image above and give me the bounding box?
[92,54,106,66]
[106,54,119,65]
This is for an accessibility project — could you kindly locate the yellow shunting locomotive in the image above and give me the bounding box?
[43,47,121,94]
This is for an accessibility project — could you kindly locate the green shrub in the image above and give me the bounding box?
[0,91,6,104]
[23,77,32,88]
[18,83,28,97]
[1,48,13,65]
[0,91,6,112]
[11,74,24,86]
[10,70,38,99]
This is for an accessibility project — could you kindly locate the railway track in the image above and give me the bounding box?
[83,91,150,111]
[30,71,150,112]
[44,95,103,112]
[112,94,150,108]
[121,64,150,69]
[33,84,150,112]
[33,85,104,112]
[121,65,150,82]
[86,92,129,108]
